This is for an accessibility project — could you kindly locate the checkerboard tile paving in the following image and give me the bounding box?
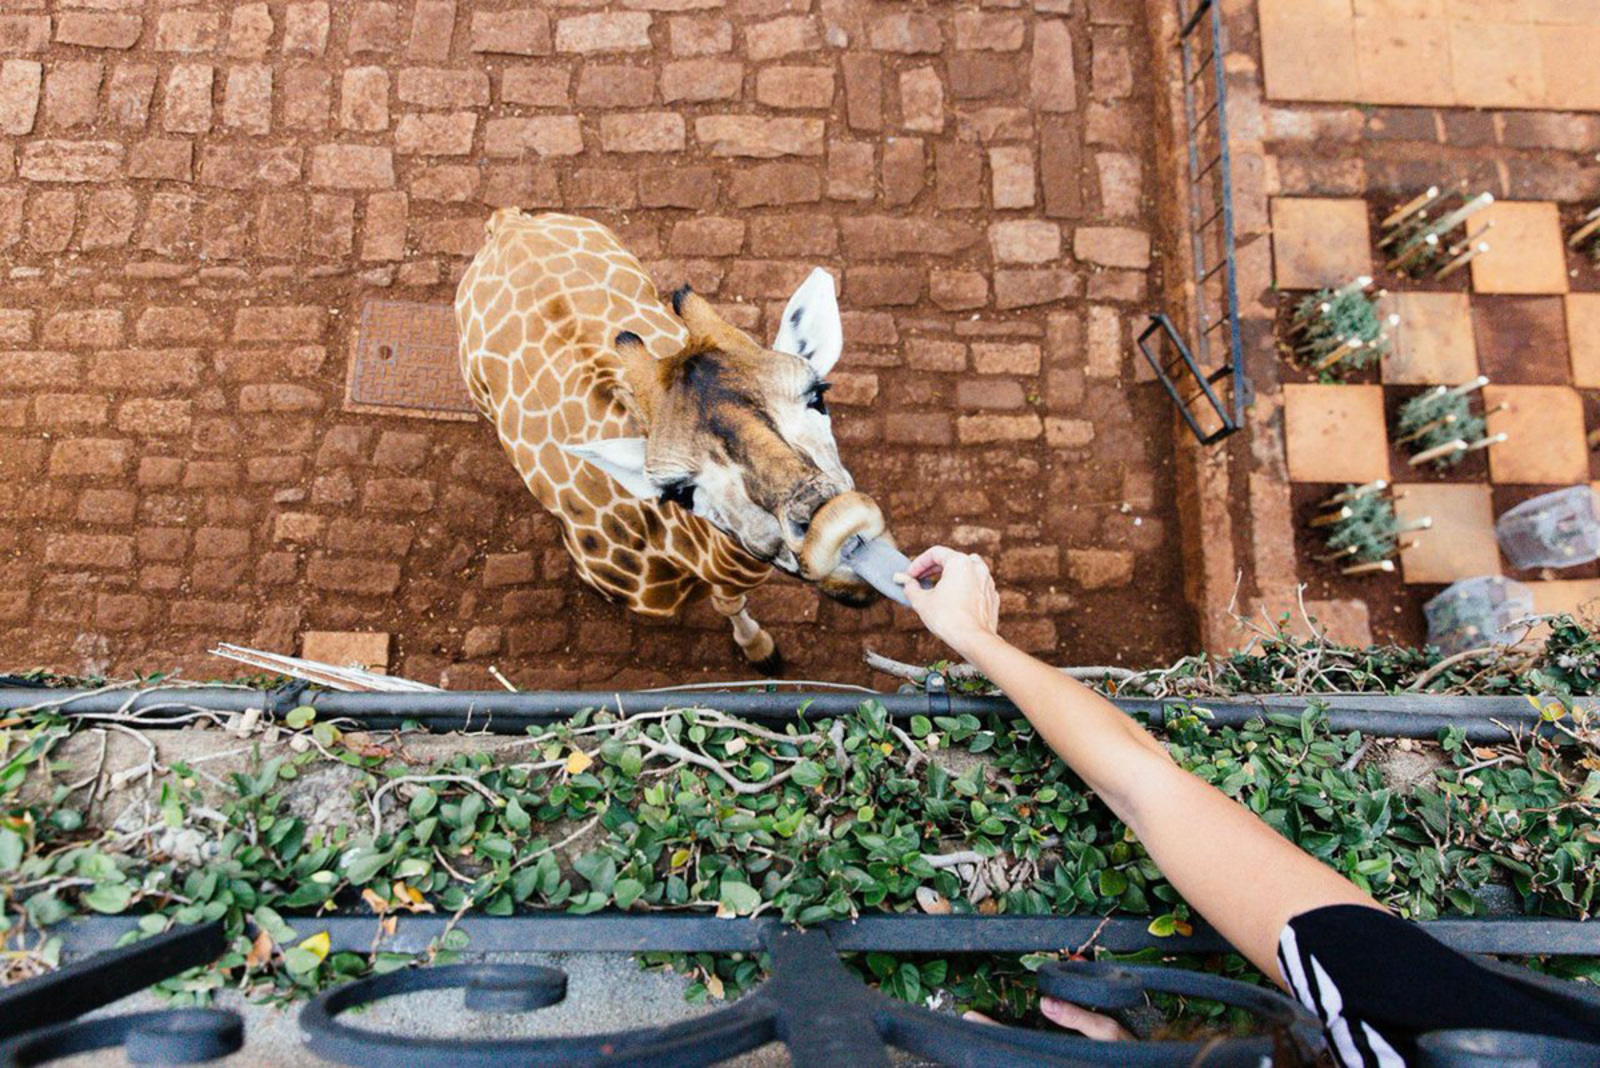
[1567,295,1600,389]
[1277,193,1599,596]
[1283,383,1391,483]
[1393,483,1500,584]
[1270,197,1373,290]
[1380,292,1478,385]
[1468,202,1569,295]
[1529,579,1600,619]
[1483,385,1589,485]
[1471,297,1570,385]
[1259,0,1600,108]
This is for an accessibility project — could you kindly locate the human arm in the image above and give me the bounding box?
[897,548,1383,988]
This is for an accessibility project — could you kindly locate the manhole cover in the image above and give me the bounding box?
[345,300,478,421]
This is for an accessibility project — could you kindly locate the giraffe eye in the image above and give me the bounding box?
[807,381,831,415]
[659,481,696,510]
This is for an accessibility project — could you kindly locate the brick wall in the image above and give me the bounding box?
[0,0,1192,686]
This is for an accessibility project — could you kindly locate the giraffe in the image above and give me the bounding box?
[455,210,895,673]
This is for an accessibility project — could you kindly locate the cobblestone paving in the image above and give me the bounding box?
[0,0,1190,687]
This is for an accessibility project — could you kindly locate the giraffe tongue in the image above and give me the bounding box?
[840,536,928,607]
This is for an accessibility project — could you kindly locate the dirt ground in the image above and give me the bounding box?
[0,2,1194,687]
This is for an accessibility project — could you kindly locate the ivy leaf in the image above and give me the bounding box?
[566,891,608,915]
[718,879,762,916]
[408,788,438,821]
[504,797,531,831]
[478,837,514,862]
[459,793,485,829]
[296,930,331,962]
[613,878,646,910]
[81,882,133,915]
[285,706,316,729]
[1147,914,1179,937]
[283,947,322,976]
[791,760,824,788]
[346,849,394,886]
[0,828,23,872]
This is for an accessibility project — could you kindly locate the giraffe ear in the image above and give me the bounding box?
[773,267,842,377]
[560,437,654,500]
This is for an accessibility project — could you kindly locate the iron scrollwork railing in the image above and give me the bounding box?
[4,915,1600,1066]
[1145,0,1247,445]
[0,922,244,1065]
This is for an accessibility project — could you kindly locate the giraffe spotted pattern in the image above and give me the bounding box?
[456,210,770,622]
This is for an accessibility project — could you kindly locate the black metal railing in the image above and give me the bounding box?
[5,915,1599,1066]
[1148,0,1247,445]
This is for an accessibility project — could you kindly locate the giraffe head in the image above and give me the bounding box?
[564,269,889,605]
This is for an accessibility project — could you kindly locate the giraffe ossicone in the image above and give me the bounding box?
[456,210,899,673]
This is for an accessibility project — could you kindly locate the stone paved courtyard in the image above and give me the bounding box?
[0,1,1190,686]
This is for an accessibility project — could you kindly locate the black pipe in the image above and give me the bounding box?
[50,912,1600,958]
[0,687,1550,742]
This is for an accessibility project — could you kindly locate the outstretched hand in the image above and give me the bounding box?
[963,996,1134,1042]
[894,546,1000,660]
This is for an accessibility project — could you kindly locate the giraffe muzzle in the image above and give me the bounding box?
[797,491,888,585]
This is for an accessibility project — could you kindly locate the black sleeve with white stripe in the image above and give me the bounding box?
[1278,904,1600,1067]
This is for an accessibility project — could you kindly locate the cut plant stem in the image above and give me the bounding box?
[1435,242,1489,280]
[1397,412,1458,446]
[1342,559,1396,575]
[1397,516,1435,533]
[1570,212,1600,249]
[1409,439,1468,466]
[1291,299,1332,329]
[1462,432,1507,454]
[1446,375,1490,398]
[1381,186,1442,233]
[1446,221,1494,258]
[1328,479,1389,504]
[1312,337,1364,371]
[1311,506,1353,527]
[1423,192,1494,242]
[1387,232,1439,272]
[1332,275,1374,300]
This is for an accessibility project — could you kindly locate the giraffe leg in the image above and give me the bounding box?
[711,589,782,677]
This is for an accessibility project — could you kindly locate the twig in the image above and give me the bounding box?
[1455,753,1515,777]
[886,722,927,774]
[1340,738,1374,773]
[864,651,1137,689]
[507,811,606,873]
[921,850,986,869]
[1406,646,1509,693]
[369,774,501,834]
[432,848,479,887]
[636,732,800,796]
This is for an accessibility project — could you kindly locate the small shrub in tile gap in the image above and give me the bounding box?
[1311,481,1428,574]
[1379,185,1495,279]
[1396,376,1505,469]
[1288,277,1396,380]
[1571,205,1600,266]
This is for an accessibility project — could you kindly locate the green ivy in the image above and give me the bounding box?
[1,625,1596,1021]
